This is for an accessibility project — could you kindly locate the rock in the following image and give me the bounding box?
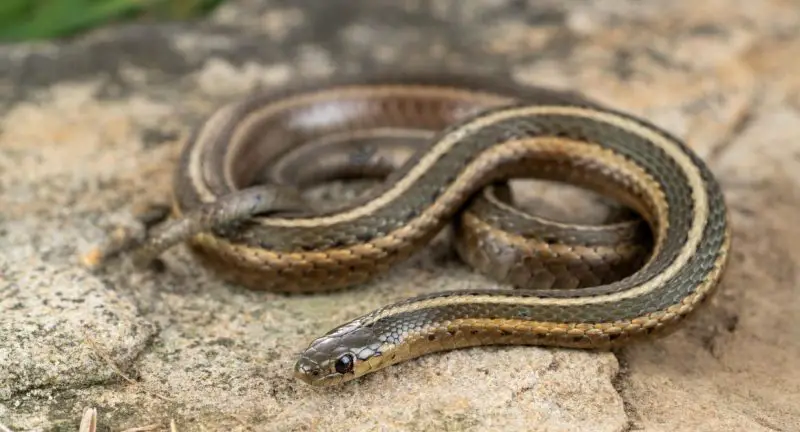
[1,0,798,430]
[0,259,157,401]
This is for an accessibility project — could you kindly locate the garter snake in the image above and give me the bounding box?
[131,74,731,387]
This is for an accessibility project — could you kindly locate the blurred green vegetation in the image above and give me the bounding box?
[0,0,225,41]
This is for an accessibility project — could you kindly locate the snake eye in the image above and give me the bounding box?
[334,354,354,374]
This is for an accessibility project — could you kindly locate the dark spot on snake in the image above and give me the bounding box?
[355,232,373,242]
[471,330,479,335]
[500,330,512,337]
[447,330,456,337]
[428,335,436,341]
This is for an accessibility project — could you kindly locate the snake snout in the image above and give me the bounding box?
[293,357,322,385]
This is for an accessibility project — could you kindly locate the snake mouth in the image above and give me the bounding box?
[293,368,314,385]
[293,359,347,386]
[293,368,344,387]
[293,360,320,384]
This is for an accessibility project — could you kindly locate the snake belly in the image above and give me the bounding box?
[151,74,730,386]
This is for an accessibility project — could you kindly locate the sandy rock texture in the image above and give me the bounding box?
[1,0,798,430]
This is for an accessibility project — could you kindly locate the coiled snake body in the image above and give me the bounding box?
[132,75,730,386]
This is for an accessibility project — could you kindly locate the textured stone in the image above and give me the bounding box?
[0,258,157,401]
[1,0,798,430]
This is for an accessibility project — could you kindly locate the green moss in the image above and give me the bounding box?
[0,0,225,42]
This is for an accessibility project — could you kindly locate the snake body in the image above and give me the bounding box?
[133,74,730,386]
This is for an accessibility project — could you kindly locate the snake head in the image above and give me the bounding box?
[294,319,385,386]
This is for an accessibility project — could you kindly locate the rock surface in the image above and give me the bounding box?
[1,0,798,430]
